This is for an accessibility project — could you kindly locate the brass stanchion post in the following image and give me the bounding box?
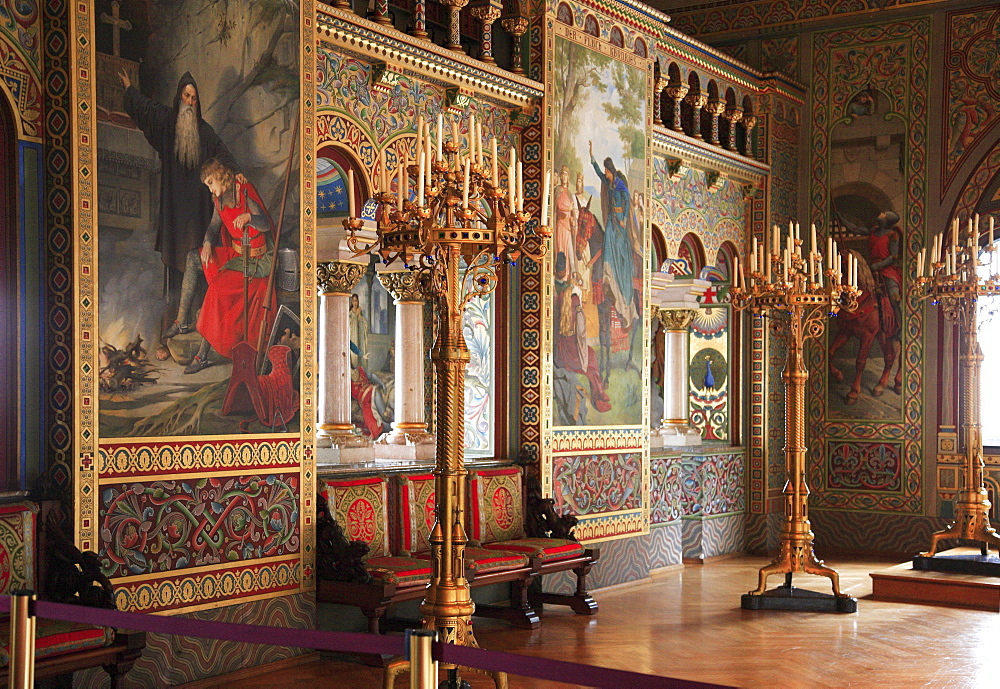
[9,590,36,689]
[408,630,438,689]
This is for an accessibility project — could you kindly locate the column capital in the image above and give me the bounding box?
[659,308,698,331]
[378,270,426,302]
[317,261,366,295]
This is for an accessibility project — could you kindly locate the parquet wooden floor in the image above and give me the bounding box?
[197,556,1000,688]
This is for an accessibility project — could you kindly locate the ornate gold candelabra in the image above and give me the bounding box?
[914,215,1000,571]
[732,224,861,612]
[343,115,548,689]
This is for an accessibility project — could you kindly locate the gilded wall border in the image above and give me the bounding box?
[72,1,316,612]
[98,438,302,479]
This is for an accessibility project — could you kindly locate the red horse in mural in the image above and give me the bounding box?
[828,250,903,405]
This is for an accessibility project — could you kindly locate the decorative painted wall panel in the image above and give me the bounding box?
[73,0,316,613]
[0,5,42,139]
[650,453,682,525]
[542,8,654,542]
[943,7,1000,194]
[809,18,927,514]
[690,289,730,442]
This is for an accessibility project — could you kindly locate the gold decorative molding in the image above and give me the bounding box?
[316,261,365,295]
[659,308,697,331]
[378,271,426,302]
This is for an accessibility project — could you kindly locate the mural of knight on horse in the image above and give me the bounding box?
[829,209,904,406]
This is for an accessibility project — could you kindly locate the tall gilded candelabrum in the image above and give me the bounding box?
[732,223,861,612]
[914,215,1000,572]
[344,114,548,689]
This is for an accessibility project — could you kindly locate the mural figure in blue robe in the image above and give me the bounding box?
[590,141,639,377]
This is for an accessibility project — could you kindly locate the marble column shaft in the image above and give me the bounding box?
[660,308,698,433]
[316,261,368,448]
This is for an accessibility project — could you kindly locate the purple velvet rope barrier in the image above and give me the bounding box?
[31,600,403,657]
[13,597,732,688]
[439,644,731,689]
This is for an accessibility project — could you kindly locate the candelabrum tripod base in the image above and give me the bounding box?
[913,551,1000,577]
[919,493,1000,559]
[742,582,858,613]
[742,545,857,613]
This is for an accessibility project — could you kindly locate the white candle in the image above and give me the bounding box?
[827,237,833,271]
[917,248,925,278]
[451,120,460,148]
[976,214,981,238]
[516,161,524,212]
[772,225,779,256]
[436,114,443,160]
[491,138,499,187]
[397,154,405,212]
[462,159,470,209]
[783,248,789,283]
[991,216,996,246]
[765,243,772,282]
[347,168,355,217]
[752,236,758,273]
[416,116,423,162]
[541,170,551,226]
[417,150,425,207]
[380,149,387,193]
[853,254,858,287]
[507,161,515,215]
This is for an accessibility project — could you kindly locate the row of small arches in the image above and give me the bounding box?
[555,3,649,57]
[657,62,758,157]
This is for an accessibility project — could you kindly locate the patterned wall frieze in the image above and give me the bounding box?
[570,511,647,541]
[550,428,645,453]
[552,452,643,515]
[652,128,769,185]
[650,155,748,261]
[669,0,938,39]
[549,0,667,52]
[943,6,1000,195]
[808,18,928,514]
[0,32,42,139]
[98,439,302,479]
[99,473,300,580]
[112,558,301,614]
[650,453,682,524]
[42,0,74,503]
[316,7,543,107]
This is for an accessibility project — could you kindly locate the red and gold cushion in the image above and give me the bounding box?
[411,547,529,575]
[0,618,113,667]
[468,468,525,544]
[0,502,37,595]
[365,555,432,588]
[482,538,586,564]
[323,476,390,558]
[398,473,436,555]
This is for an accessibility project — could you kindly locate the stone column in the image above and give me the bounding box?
[685,92,708,141]
[665,83,688,133]
[742,114,758,157]
[723,107,743,152]
[374,271,435,461]
[657,308,702,446]
[316,261,373,463]
[653,76,668,126]
[471,1,502,63]
[502,16,528,75]
[704,99,725,146]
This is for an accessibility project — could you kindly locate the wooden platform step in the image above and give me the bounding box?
[870,548,1000,611]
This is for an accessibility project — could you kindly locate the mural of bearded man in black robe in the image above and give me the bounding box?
[120,69,238,339]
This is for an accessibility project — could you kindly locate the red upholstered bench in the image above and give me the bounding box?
[316,476,433,635]
[468,467,599,617]
[397,473,538,628]
[0,500,145,688]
